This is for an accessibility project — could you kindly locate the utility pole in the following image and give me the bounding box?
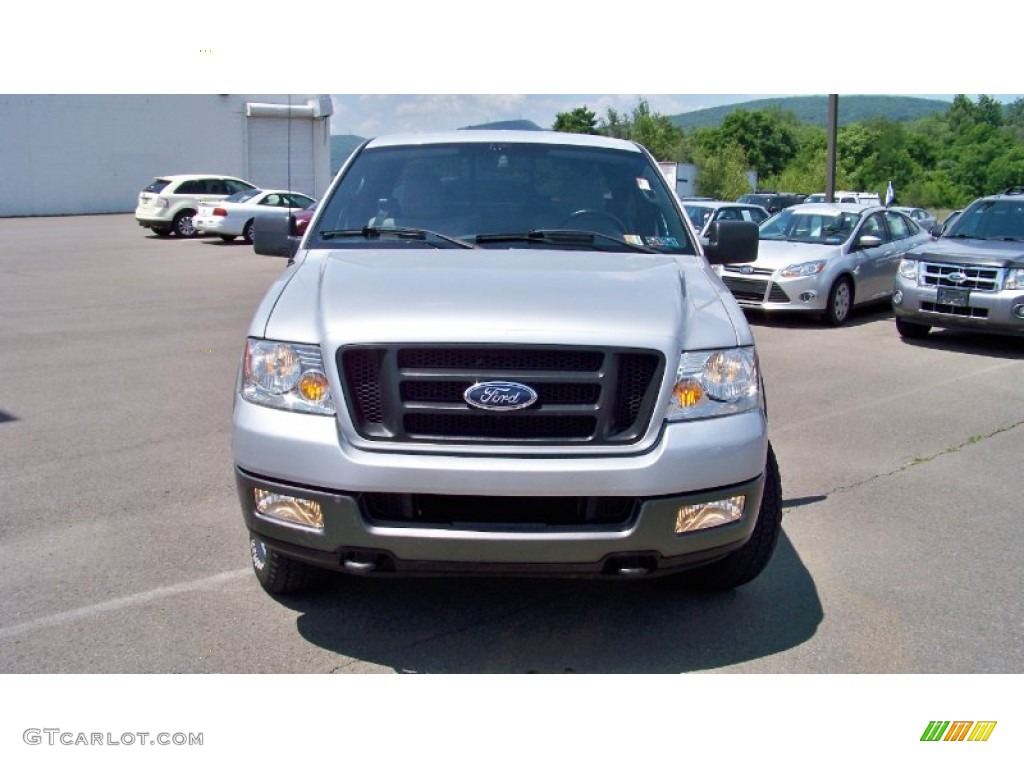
[826,95,838,203]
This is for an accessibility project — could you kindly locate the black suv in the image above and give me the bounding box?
[737,191,805,215]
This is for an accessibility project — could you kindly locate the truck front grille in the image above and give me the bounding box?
[360,492,638,528]
[338,344,663,446]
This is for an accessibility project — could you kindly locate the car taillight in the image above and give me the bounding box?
[212,207,228,217]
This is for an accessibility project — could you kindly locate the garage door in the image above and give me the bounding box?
[247,117,315,197]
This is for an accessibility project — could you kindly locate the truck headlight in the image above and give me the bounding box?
[780,260,826,278]
[241,339,335,415]
[666,347,760,421]
[898,258,919,280]
[1005,268,1024,290]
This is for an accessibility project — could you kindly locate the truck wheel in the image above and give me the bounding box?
[896,317,930,339]
[684,443,783,591]
[249,532,325,595]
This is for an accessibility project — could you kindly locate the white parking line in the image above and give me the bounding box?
[0,568,251,642]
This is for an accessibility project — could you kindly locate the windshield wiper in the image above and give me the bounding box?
[475,229,658,253]
[319,226,475,249]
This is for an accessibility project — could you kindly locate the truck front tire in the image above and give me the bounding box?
[681,443,783,591]
[249,532,326,595]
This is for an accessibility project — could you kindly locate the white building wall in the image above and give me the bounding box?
[0,94,332,217]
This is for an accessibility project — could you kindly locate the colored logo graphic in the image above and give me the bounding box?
[921,721,997,742]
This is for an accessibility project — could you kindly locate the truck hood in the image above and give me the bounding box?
[907,237,1024,268]
[262,248,743,351]
[748,239,841,271]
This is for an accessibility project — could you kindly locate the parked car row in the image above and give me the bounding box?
[713,192,1024,338]
[133,173,316,241]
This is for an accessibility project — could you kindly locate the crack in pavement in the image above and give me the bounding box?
[808,419,1024,503]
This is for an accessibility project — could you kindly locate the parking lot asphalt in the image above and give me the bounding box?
[1,214,1022,673]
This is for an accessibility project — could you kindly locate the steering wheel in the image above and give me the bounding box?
[558,209,628,236]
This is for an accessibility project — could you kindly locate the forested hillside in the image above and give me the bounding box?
[552,96,1024,208]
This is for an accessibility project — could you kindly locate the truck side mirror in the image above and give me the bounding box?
[703,220,758,264]
[252,213,299,258]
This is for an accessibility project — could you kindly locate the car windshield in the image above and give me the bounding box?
[944,199,1024,240]
[308,140,696,254]
[759,208,861,244]
[738,194,772,207]
[227,190,261,203]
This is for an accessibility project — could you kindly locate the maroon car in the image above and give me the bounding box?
[292,201,318,237]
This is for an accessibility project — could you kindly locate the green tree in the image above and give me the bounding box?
[552,106,599,135]
[596,98,690,161]
[694,142,751,200]
[719,108,798,178]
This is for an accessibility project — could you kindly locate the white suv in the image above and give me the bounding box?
[134,174,257,238]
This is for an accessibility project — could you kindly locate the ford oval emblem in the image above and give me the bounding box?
[947,272,968,285]
[463,381,538,411]
[739,265,754,275]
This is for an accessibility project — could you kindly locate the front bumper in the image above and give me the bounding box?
[232,399,769,575]
[893,277,1024,335]
[236,467,766,576]
[719,271,828,313]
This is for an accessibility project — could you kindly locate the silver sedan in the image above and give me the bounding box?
[716,203,932,325]
[193,189,315,243]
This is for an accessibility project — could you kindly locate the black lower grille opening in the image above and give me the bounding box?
[722,276,767,302]
[921,302,988,318]
[361,493,638,527]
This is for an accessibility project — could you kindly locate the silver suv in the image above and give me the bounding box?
[893,188,1024,338]
[234,130,781,594]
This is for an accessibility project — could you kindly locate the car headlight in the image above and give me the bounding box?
[780,260,826,278]
[240,339,335,415]
[898,258,919,281]
[666,347,760,421]
[1005,267,1024,290]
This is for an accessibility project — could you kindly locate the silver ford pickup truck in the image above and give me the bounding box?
[234,130,781,594]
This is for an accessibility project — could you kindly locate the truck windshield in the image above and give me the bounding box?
[308,141,697,254]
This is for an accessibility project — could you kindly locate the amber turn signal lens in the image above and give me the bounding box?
[298,371,329,402]
[672,379,704,408]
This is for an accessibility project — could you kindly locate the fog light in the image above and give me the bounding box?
[1014,304,1024,319]
[799,291,817,302]
[254,488,323,529]
[675,496,745,534]
[893,289,903,305]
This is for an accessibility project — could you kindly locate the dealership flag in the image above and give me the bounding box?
[885,180,895,206]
